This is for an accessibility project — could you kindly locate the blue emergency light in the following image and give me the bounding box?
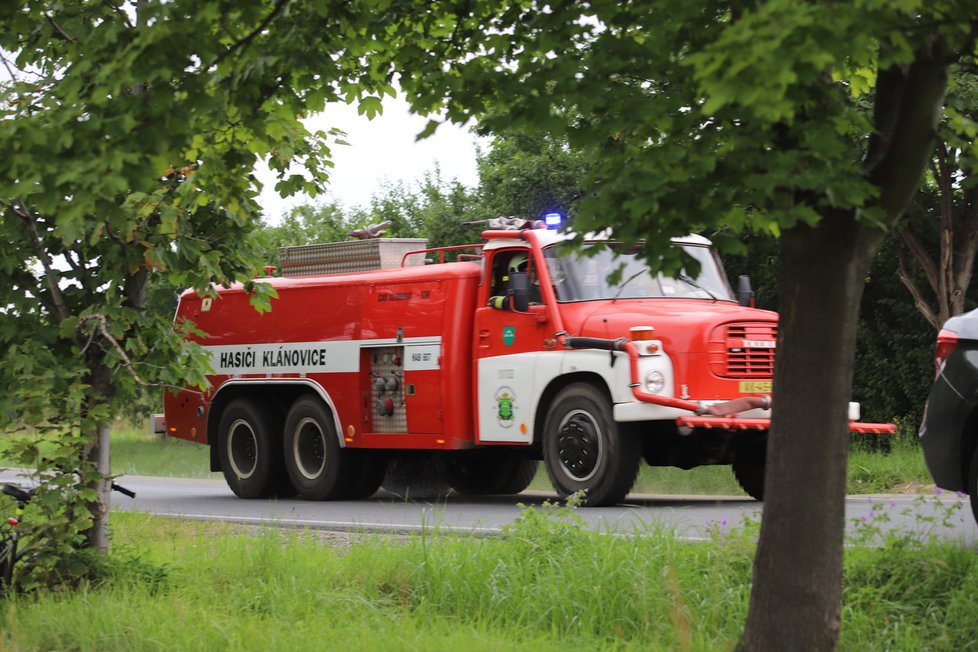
[544,212,563,228]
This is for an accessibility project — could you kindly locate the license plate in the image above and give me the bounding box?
[739,381,772,394]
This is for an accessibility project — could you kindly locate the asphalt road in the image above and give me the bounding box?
[4,472,972,545]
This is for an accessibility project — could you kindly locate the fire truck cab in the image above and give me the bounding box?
[163,222,887,505]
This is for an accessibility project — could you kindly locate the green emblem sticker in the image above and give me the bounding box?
[503,326,516,346]
[495,386,515,427]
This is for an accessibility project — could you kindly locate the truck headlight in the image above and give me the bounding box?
[644,370,665,394]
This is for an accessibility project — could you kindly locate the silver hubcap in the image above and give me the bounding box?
[293,417,327,480]
[227,419,258,479]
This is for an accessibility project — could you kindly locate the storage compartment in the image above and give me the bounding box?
[279,239,428,276]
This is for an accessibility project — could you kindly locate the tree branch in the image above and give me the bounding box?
[78,314,148,387]
[935,139,954,323]
[0,52,20,84]
[864,63,908,174]
[900,224,940,296]
[15,204,71,323]
[955,182,978,293]
[101,0,134,29]
[211,0,289,69]
[448,0,475,51]
[897,248,940,330]
[123,268,149,310]
[63,248,90,277]
[867,34,953,224]
[46,14,75,42]
[76,314,204,396]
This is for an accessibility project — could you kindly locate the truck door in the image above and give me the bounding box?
[474,248,552,443]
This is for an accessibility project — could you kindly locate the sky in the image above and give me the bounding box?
[255,96,486,224]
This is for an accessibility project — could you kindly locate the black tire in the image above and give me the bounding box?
[382,458,452,500]
[496,459,539,495]
[445,455,539,496]
[218,398,287,499]
[732,437,767,501]
[346,454,388,500]
[967,446,978,526]
[283,396,357,500]
[542,383,640,506]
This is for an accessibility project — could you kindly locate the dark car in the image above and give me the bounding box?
[920,307,978,521]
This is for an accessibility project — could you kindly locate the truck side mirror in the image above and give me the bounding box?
[509,272,530,312]
[737,275,755,308]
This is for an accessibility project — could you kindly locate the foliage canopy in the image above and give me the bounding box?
[0,0,400,577]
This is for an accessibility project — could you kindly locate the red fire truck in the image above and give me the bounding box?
[163,222,893,506]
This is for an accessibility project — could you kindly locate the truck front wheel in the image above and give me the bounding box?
[218,398,287,499]
[283,396,355,500]
[732,436,767,500]
[542,383,640,506]
[346,454,388,499]
[445,455,539,496]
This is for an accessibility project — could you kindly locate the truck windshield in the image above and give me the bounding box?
[543,243,735,302]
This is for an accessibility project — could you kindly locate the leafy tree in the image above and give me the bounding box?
[854,238,936,424]
[267,169,485,254]
[0,0,394,581]
[475,132,589,221]
[377,2,977,648]
[895,64,978,330]
[264,130,589,258]
[259,201,356,266]
[344,180,425,239]
[410,171,486,250]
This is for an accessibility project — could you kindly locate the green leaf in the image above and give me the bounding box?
[357,96,384,119]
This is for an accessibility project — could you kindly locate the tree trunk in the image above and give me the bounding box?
[85,421,112,554]
[738,212,884,650]
[739,35,948,649]
[81,354,115,554]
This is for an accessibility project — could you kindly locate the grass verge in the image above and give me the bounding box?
[1,499,975,651]
[108,425,212,479]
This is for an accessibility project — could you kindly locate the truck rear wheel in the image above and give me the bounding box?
[283,396,356,500]
[543,383,640,506]
[445,455,539,496]
[218,398,287,499]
